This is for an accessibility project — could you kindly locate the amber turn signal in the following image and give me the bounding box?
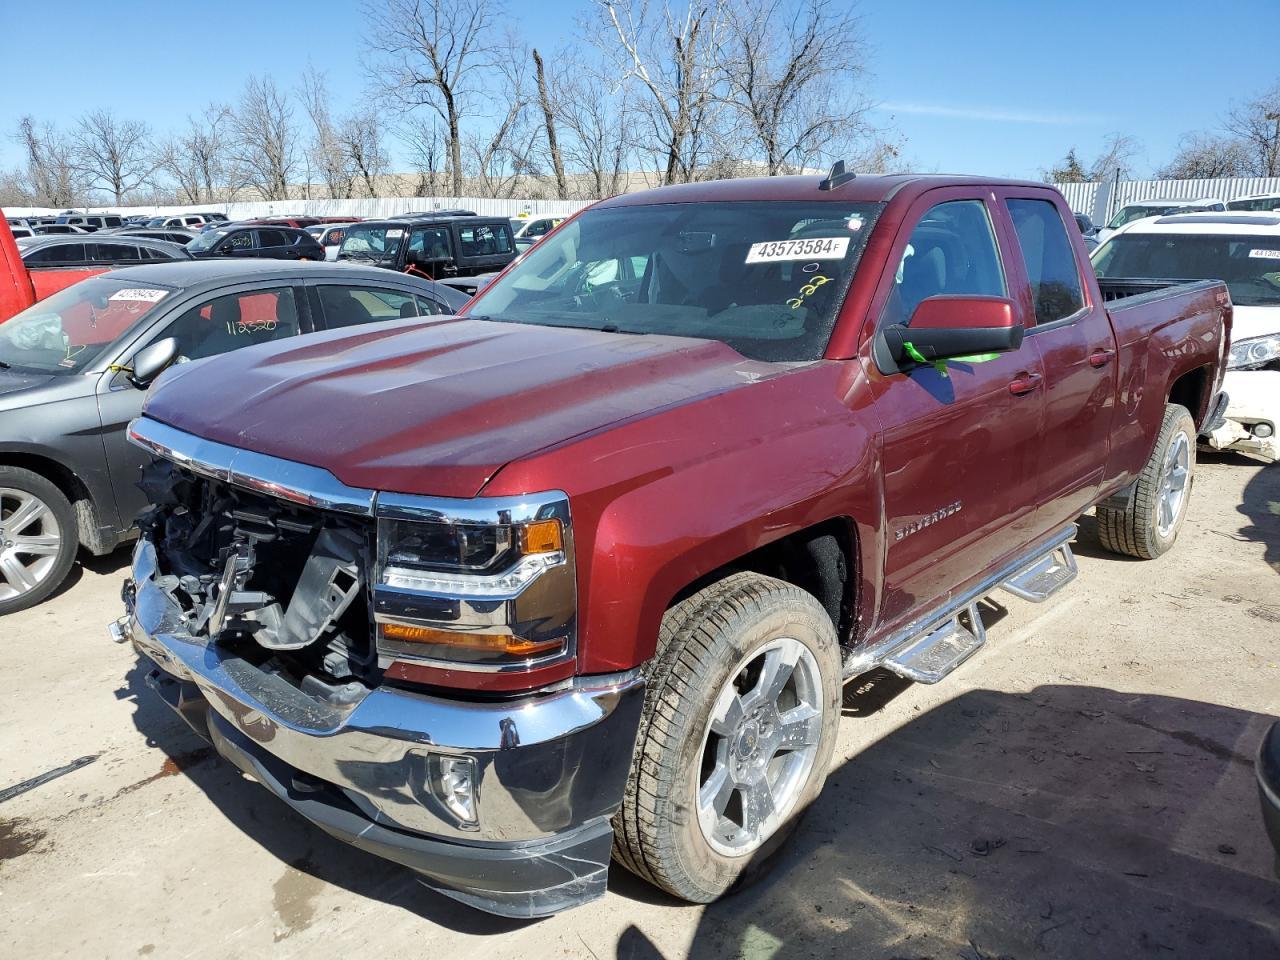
[381,622,563,657]
[519,518,564,554]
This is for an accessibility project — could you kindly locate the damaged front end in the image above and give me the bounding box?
[121,422,644,918]
[135,459,375,698]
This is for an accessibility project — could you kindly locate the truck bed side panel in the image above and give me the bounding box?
[1101,281,1228,491]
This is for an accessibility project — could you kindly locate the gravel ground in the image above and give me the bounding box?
[1,454,1277,960]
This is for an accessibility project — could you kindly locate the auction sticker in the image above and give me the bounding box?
[109,288,168,303]
[1249,248,1280,259]
[746,237,849,263]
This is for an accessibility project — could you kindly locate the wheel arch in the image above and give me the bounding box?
[0,450,116,554]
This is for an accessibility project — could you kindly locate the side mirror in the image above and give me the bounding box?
[129,337,179,388]
[876,296,1023,372]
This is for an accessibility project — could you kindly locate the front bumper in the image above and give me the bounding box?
[1259,722,1280,877]
[1202,371,1279,461]
[124,540,645,918]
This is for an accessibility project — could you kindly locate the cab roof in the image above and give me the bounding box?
[594,174,1054,209]
[1120,211,1280,235]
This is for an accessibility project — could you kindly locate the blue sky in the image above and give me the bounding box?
[1,0,1276,181]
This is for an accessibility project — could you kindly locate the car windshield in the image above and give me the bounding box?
[1226,197,1280,212]
[1094,233,1280,306]
[1106,204,1185,229]
[0,277,173,375]
[338,223,405,263]
[471,201,882,361]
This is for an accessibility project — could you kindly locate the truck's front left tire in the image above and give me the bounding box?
[612,572,841,903]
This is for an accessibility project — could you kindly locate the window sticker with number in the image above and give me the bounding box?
[1249,248,1280,260]
[108,287,168,303]
[746,237,850,264]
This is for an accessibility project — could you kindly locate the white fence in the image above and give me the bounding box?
[1053,176,1280,225]
[4,195,593,220]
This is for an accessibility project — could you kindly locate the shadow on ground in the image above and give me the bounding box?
[1235,459,1280,576]
[618,682,1280,959]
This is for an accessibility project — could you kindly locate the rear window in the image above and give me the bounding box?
[458,224,514,257]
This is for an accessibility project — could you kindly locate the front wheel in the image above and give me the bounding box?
[0,467,77,615]
[1097,403,1195,559]
[612,573,841,902]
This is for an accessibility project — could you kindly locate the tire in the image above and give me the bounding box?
[0,466,78,616]
[1097,403,1195,560]
[612,572,842,903]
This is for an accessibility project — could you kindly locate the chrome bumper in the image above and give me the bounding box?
[123,540,645,917]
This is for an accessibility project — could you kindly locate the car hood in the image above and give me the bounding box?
[143,317,781,498]
[0,368,59,409]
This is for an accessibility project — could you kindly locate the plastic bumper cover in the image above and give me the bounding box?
[124,540,645,917]
[1203,371,1279,461]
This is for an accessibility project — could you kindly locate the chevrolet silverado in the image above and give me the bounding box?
[117,171,1230,917]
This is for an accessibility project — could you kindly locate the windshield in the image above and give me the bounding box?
[338,223,406,263]
[1107,204,1185,230]
[0,277,173,374]
[186,229,228,252]
[1226,197,1280,212]
[1094,233,1280,306]
[471,201,881,361]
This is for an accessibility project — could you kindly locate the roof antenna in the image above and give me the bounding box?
[818,160,856,191]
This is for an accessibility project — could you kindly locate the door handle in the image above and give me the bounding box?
[1088,348,1116,368]
[1008,372,1042,396]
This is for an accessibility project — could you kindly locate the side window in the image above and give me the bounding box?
[885,199,1006,327]
[225,231,254,250]
[257,229,289,248]
[527,219,549,237]
[409,227,450,259]
[415,294,447,316]
[165,287,300,361]
[91,242,142,262]
[326,228,346,246]
[26,243,85,264]
[458,224,513,256]
[1006,199,1086,325]
[317,284,421,329]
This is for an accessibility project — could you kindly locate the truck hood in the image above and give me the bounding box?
[143,317,780,498]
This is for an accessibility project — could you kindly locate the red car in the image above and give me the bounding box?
[121,171,1229,918]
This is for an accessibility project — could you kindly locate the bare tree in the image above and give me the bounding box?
[71,110,156,204]
[399,115,447,196]
[364,0,503,197]
[463,44,538,198]
[158,105,235,204]
[229,76,300,200]
[14,116,86,207]
[593,0,729,185]
[1156,133,1255,179]
[1087,132,1142,181]
[338,110,390,198]
[556,69,634,198]
[301,68,355,199]
[720,0,873,175]
[1224,81,1280,177]
[532,49,568,199]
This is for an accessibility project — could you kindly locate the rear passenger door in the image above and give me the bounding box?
[309,281,449,331]
[865,189,1047,629]
[255,229,293,259]
[996,189,1118,527]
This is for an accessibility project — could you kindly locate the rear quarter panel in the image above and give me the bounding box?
[1102,280,1229,488]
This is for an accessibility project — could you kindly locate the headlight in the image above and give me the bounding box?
[373,491,576,671]
[1228,334,1280,370]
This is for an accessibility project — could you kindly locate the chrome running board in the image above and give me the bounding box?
[843,525,1077,684]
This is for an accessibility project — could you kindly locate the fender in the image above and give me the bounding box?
[485,359,887,674]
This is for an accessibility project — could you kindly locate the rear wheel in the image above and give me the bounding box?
[613,572,841,902]
[1097,403,1195,559]
[0,467,77,615]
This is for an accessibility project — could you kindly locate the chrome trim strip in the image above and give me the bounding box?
[844,524,1077,679]
[128,417,375,516]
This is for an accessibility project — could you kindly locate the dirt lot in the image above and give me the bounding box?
[1,454,1277,960]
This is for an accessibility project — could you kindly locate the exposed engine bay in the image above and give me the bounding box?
[136,460,377,699]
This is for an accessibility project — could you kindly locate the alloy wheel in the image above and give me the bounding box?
[1156,431,1191,539]
[0,488,63,602]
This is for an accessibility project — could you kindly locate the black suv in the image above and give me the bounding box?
[187,225,325,261]
[337,216,516,279]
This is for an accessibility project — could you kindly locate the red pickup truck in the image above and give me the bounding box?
[0,212,112,322]
[118,173,1229,917]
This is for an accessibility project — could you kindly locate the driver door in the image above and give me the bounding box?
[864,189,1046,629]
